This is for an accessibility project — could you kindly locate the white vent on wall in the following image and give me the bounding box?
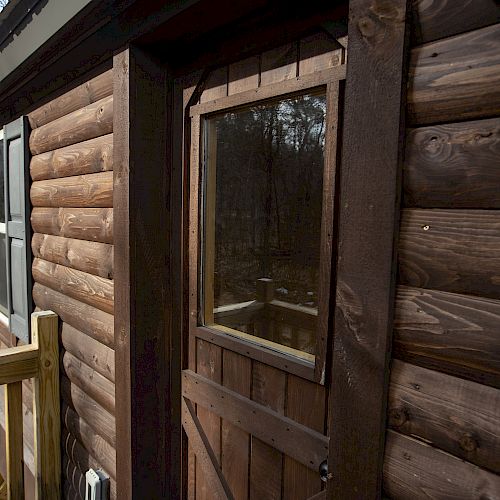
[85,469,109,500]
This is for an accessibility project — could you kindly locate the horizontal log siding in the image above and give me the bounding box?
[27,70,116,500]
[386,9,500,499]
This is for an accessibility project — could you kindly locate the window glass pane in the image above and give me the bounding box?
[203,91,326,357]
[0,233,7,315]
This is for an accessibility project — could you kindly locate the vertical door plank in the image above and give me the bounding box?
[200,67,228,103]
[196,339,222,500]
[228,57,260,95]
[327,0,409,499]
[222,351,251,500]
[250,362,286,500]
[283,376,326,500]
[299,32,343,76]
[260,43,298,86]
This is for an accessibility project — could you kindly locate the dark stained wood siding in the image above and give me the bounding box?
[186,30,343,500]
[385,2,500,497]
[27,69,115,500]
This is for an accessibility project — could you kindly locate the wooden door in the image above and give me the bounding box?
[182,33,346,500]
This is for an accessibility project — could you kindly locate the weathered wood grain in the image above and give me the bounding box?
[61,323,115,383]
[299,31,343,75]
[32,258,114,314]
[398,209,500,299]
[260,42,297,86]
[28,70,113,129]
[327,0,409,498]
[61,376,115,447]
[383,430,500,498]
[394,285,500,388]
[183,369,328,471]
[412,0,500,44]
[62,404,116,478]
[250,362,285,500]
[33,283,114,348]
[200,67,228,103]
[404,118,500,208]
[182,399,233,500]
[195,339,222,500]
[31,207,113,244]
[228,56,259,95]
[388,360,500,474]
[30,134,113,181]
[30,95,113,155]
[31,171,113,208]
[408,24,500,125]
[31,311,60,500]
[113,46,174,500]
[221,351,251,500]
[5,381,24,499]
[0,344,38,385]
[62,350,115,415]
[284,376,325,499]
[32,233,114,280]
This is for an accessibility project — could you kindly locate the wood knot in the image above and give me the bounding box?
[459,433,478,453]
[44,359,51,368]
[389,407,408,428]
[358,16,376,38]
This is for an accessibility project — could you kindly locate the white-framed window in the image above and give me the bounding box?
[0,118,32,341]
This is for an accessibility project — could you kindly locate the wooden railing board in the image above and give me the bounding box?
[1,312,60,499]
[5,382,24,500]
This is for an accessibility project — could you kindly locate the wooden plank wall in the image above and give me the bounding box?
[27,69,116,500]
[188,31,345,500]
[384,1,500,498]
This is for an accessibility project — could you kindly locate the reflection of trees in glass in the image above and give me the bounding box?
[210,92,326,308]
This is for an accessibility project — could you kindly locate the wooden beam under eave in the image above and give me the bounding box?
[325,0,410,498]
[113,46,175,499]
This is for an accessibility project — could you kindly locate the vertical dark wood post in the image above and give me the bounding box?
[114,45,178,499]
[326,0,409,498]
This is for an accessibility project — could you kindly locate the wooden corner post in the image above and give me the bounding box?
[326,0,409,499]
[32,310,60,500]
[113,45,177,499]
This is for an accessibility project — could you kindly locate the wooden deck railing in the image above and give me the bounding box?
[214,278,317,354]
[0,311,60,500]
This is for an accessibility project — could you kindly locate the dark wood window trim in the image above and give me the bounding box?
[325,0,410,498]
[188,65,345,383]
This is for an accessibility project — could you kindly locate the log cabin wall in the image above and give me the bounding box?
[27,69,116,500]
[384,1,500,497]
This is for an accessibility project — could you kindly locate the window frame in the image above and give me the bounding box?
[0,127,8,325]
[188,65,345,384]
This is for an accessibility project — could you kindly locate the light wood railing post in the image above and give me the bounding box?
[5,381,24,500]
[31,311,60,500]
